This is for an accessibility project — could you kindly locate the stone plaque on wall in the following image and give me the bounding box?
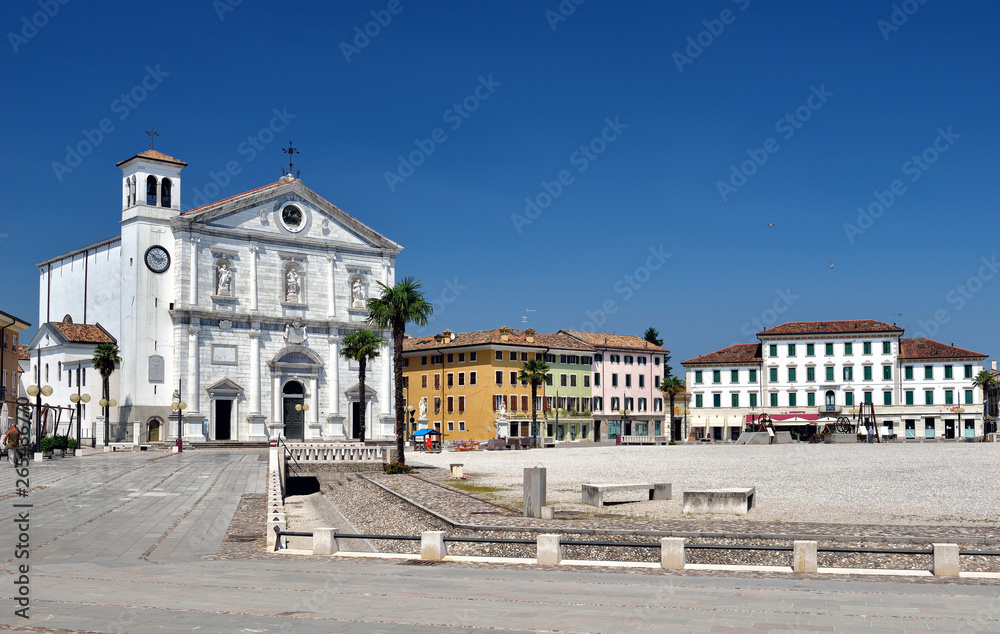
[148,355,165,383]
[211,344,238,366]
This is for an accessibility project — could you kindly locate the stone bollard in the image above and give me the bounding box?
[421,531,447,561]
[523,467,547,518]
[536,534,562,566]
[313,527,338,556]
[793,540,818,573]
[540,506,555,520]
[660,537,685,570]
[932,543,960,577]
[133,421,141,446]
[266,521,282,549]
[450,463,464,478]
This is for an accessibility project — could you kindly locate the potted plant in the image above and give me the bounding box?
[40,437,55,458]
[67,437,78,455]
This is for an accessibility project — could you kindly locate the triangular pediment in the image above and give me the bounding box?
[206,378,244,396]
[174,179,401,253]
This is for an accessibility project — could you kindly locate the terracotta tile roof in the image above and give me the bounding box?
[182,180,286,216]
[50,322,116,345]
[115,149,188,167]
[558,330,668,353]
[402,328,593,353]
[682,343,762,366]
[899,338,987,360]
[17,344,29,360]
[758,320,903,337]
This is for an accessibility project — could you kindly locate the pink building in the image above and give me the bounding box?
[560,331,668,440]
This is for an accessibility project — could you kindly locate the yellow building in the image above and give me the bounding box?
[401,326,591,443]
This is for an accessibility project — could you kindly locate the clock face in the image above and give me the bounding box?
[145,246,170,273]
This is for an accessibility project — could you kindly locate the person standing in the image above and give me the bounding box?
[3,422,21,467]
[867,425,874,444]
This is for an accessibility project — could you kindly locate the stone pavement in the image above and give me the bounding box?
[0,451,996,632]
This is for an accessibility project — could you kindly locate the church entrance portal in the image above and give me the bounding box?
[215,400,232,441]
[282,380,305,440]
[351,402,361,439]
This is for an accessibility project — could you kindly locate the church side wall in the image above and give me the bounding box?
[40,242,121,336]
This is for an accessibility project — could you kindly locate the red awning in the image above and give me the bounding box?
[745,413,821,423]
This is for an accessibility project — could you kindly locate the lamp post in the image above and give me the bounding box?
[295,403,310,440]
[171,398,187,444]
[99,397,118,446]
[26,383,52,457]
[69,390,91,457]
[406,405,416,436]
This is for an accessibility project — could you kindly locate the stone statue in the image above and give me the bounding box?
[216,261,232,296]
[285,267,300,301]
[352,277,365,308]
[418,397,427,418]
[283,319,306,345]
[498,398,507,418]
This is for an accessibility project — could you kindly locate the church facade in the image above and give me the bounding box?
[32,149,401,443]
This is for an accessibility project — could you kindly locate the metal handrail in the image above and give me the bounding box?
[277,436,302,473]
[269,527,1000,557]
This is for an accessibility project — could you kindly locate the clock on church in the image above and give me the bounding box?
[144,245,170,273]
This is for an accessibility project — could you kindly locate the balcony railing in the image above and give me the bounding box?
[820,405,841,414]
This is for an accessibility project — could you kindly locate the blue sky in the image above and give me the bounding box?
[3,0,998,370]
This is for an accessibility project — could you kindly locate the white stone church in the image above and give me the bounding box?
[29,149,401,444]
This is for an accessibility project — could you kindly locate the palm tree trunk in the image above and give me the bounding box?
[669,394,675,438]
[393,321,406,464]
[358,357,367,443]
[530,381,538,439]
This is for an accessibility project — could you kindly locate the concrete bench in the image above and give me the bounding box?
[581,482,671,507]
[682,487,755,515]
[619,435,668,445]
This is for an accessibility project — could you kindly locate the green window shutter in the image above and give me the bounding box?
[905,390,913,405]
[883,341,891,354]
[965,390,973,405]
[883,392,892,406]
[713,394,721,408]
[731,370,739,383]
[769,393,777,407]
[864,391,872,403]
[769,368,777,382]
[905,366,913,380]
[788,344,796,357]
[789,393,797,407]
[825,343,833,356]
[845,392,854,406]
[806,344,814,356]
[965,365,973,379]
[788,368,796,382]
[844,343,852,355]
[944,365,953,379]
[863,366,872,381]
[825,367,834,381]
[807,367,815,382]
[695,394,703,408]
[713,370,720,383]
[749,369,757,382]
[807,392,815,406]
[925,390,934,405]
[695,371,702,384]
[769,344,777,357]
[924,366,933,379]
[883,366,891,380]
[749,393,757,407]
[945,390,953,405]
[731,393,739,407]
[863,342,871,355]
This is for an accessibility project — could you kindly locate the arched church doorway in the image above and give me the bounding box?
[282,380,305,441]
[147,418,161,442]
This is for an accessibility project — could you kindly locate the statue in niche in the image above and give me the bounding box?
[418,397,427,418]
[216,261,232,296]
[498,398,507,419]
[352,277,365,308]
[284,319,306,345]
[285,266,301,302]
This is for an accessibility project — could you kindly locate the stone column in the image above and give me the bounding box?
[381,340,393,438]
[327,253,337,319]
[185,325,201,440]
[269,374,284,439]
[249,327,262,414]
[188,237,201,307]
[329,335,341,415]
[248,243,259,311]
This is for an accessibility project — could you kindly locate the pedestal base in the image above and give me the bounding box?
[247,414,268,442]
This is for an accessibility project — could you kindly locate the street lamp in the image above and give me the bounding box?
[621,408,630,439]
[26,383,53,457]
[406,405,416,435]
[69,392,91,456]
[99,397,118,446]
[171,399,187,443]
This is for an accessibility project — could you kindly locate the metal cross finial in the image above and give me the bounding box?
[146,126,159,149]
[282,141,300,177]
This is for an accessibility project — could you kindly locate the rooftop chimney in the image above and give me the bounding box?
[524,328,535,343]
[499,326,511,342]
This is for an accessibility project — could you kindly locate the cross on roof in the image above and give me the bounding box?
[146,126,159,149]
[282,141,300,177]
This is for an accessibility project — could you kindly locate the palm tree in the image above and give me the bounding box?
[518,359,550,441]
[972,370,997,434]
[340,329,386,443]
[92,343,121,446]
[367,277,433,464]
[661,376,685,439]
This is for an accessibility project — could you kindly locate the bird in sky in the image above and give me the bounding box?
[768,223,774,228]
[828,263,834,269]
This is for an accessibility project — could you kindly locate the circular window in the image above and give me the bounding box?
[280,205,305,232]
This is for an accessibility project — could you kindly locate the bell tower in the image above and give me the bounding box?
[117,149,186,216]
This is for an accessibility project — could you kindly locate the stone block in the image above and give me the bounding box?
[312,527,338,556]
[793,540,818,573]
[683,488,755,515]
[660,537,685,570]
[933,543,960,577]
[536,534,562,566]
[421,531,447,561]
[523,467,546,518]
[450,463,464,478]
